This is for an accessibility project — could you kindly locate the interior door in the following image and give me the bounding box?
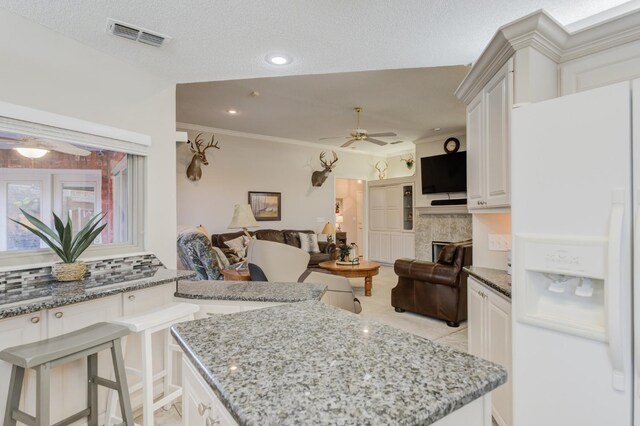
[632,78,640,426]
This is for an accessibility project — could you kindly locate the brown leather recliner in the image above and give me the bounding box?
[391,240,472,327]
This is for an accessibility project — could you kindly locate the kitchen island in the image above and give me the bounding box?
[172,300,507,426]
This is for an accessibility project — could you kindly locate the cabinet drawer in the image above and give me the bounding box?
[182,358,237,426]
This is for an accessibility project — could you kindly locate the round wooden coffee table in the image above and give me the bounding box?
[318,260,381,297]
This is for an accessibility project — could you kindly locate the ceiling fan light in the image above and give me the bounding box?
[15,147,49,159]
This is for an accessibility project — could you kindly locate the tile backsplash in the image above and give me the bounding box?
[0,254,164,296]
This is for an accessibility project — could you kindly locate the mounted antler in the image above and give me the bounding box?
[186,133,221,181]
[311,151,339,187]
[400,154,415,170]
[375,161,388,180]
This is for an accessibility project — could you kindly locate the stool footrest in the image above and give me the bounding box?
[12,409,35,425]
[151,386,182,410]
[52,408,91,426]
[93,376,119,390]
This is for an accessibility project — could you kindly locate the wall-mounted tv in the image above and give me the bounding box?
[421,152,467,194]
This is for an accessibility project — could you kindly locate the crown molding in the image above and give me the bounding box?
[414,129,466,145]
[176,122,412,157]
[455,8,640,104]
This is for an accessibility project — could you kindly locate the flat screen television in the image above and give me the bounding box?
[421,152,467,194]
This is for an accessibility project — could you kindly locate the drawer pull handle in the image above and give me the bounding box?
[54,312,63,319]
[198,402,211,416]
[128,295,136,301]
[30,317,40,324]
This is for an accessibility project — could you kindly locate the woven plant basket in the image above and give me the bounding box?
[52,261,87,282]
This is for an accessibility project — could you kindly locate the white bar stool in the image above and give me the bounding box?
[105,302,200,426]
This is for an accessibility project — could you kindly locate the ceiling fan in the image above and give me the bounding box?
[320,107,402,148]
[0,133,91,158]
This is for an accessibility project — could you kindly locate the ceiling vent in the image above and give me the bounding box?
[106,19,171,48]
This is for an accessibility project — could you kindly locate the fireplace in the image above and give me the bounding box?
[431,241,452,262]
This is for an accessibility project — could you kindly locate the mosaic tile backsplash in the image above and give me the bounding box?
[415,214,472,261]
[0,254,164,297]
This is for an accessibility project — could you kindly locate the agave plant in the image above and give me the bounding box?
[11,209,107,263]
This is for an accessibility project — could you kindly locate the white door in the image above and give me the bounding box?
[390,233,403,262]
[487,292,512,426]
[467,278,486,359]
[512,82,633,426]
[633,78,640,426]
[356,190,364,250]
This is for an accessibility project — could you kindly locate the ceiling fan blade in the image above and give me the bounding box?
[319,136,340,141]
[365,137,388,146]
[0,138,21,144]
[368,132,397,137]
[390,141,404,144]
[341,139,357,148]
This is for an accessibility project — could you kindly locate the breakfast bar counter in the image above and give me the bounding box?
[172,300,507,426]
[175,280,326,303]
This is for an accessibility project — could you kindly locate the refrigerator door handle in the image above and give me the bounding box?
[608,189,625,391]
[635,189,640,380]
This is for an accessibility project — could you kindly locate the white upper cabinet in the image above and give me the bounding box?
[466,58,513,211]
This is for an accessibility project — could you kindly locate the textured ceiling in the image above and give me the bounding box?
[177,66,469,154]
[0,0,631,83]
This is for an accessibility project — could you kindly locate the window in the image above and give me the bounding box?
[0,128,145,263]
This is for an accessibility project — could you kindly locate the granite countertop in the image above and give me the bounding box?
[175,281,326,303]
[172,301,507,426]
[0,267,195,319]
[464,266,511,299]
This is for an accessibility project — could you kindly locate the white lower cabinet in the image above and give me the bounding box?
[0,312,44,423]
[182,357,237,426]
[468,277,512,426]
[0,283,176,425]
[369,231,414,263]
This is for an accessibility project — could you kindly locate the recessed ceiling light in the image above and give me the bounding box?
[434,127,441,131]
[227,109,238,114]
[265,53,292,65]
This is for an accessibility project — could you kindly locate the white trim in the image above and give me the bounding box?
[455,9,640,104]
[413,129,467,145]
[0,101,150,146]
[176,122,415,157]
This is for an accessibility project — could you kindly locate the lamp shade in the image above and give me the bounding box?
[228,204,259,229]
[321,222,335,235]
[336,215,344,224]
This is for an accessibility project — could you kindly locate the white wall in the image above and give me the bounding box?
[414,132,467,207]
[177,129,383,234]
[0,9,177,265]
[386,152,417,179]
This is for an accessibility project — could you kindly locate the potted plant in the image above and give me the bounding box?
[338,243,351,262]
[11,209,107,281]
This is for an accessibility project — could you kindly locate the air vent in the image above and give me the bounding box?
[106,19,171,48]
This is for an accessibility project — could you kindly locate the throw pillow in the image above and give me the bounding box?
[437,244,457,265]
[212,246,231,269]
[225,235,250,259]
[299,232,320,253]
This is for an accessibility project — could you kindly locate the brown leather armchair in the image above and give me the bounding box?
[391,240,472,327]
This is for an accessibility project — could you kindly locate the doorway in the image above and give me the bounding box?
[335,178,365,254]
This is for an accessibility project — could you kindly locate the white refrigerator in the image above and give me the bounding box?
[511,80,639,425]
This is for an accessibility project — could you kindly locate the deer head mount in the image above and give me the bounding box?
[311,151,338,187]
[401,154,415,169]
[375,161,388,180]
[186,133,220,181]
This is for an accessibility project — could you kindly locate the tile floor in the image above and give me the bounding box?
[150,265,469,425]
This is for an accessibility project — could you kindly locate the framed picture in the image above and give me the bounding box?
[248,191,281,221]
[335,198,343,214]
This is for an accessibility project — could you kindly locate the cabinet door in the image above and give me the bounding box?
[368,232,380,261]
[370,209,386,230]
[182,358,237,426]
[385,185,403,208]
[402,233,415,259]
[484,59,512,208]
[487,291,512,426]
[467,278,487,359]
[47,296,121,424]
[379,232,391,263]
[390,233,404,262]
[386,208,403,231]
[369,187,386,209]
[0,313,44,422]
[466,91,485,208]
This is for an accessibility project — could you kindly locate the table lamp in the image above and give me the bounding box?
[336,215,344,231]
[228,204,259,237]
[321,222,335,243]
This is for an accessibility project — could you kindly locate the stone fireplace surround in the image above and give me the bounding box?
[415,213,472,261]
